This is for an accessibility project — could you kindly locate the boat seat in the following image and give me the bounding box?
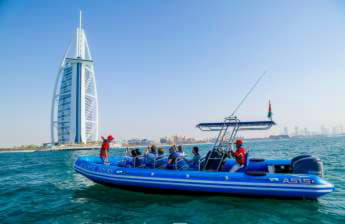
[117,156,134,167]
[134,157,145,168]
[117,156,146,168]
[246,154,269,173]
[155,158,168,168]
[145,162,155,168]
[145,157,172,169]
[223,152,269,173]
[222,159,236,171]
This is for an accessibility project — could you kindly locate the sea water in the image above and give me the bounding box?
[1,136,344,224]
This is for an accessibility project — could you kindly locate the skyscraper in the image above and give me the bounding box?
[51,12,98,144]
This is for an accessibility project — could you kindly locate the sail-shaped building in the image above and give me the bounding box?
[51,12,98,144]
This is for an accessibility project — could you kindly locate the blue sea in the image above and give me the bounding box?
[1,136,345,224]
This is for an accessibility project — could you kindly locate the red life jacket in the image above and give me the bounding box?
[100,141,110,158]
[233,147,246,165]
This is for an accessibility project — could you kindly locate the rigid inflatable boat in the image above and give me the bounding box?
[74,118,334,199]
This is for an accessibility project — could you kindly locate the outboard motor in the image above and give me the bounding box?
[291,155,324,177]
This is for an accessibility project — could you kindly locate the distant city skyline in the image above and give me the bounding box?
[281,125,345,137]
[1,1,345,146]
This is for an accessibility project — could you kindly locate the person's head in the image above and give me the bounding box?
[150,145,157,153]
[169,146,176,153]
[177,145,183,152]
[234,139,243,149]
[107,135,114,142]
[192,146,199,155]
[131,149,137,157]
[135,148,141,155]
[158,148,165,155]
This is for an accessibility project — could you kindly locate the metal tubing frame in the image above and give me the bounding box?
[201,117,273,171]
[203,118,241,171]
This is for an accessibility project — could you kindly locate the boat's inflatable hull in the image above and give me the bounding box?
[74,156,334,199]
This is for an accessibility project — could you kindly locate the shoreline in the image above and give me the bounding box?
[3,135,344,153]
[0,142,213,153]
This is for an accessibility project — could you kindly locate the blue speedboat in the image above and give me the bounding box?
[74,118,334,199]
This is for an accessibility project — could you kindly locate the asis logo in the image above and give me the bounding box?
[282,178,314,184]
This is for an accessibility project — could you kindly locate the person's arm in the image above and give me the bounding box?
[232,150,243,160]
[168,155,173,164]
[235,152,244,162]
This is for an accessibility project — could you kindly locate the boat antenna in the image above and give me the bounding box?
[227,71,267,119]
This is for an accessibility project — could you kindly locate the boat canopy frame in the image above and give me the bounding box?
[196,117,276,171]
[196,120,276,132]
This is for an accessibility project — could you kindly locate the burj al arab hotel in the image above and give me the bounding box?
[51,12,98,144]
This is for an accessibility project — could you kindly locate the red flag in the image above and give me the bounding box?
[267,100,272,119]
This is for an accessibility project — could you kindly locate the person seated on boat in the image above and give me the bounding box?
[167,146,189,169]
[134,148,142,156]
[167,146,178,169]
[229,139,247,172]
[100,135,114,164]
[177,145,185,157]
[126,149,137,167]
[145,145,158,167]
[187,146,201,169]
[155,148,167,168]
[157,148,165,160]
[130,148,144,167]
[130,149,137,157]
[148,145,157,158]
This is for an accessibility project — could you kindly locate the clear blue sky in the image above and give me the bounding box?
[1,0,345,146]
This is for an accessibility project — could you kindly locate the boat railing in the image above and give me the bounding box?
[124,147,129,157]
[121,148,240,171]
[135,155,146,168]
[175,157,190,170]
[199,156,206,171]
[200,118,239,171]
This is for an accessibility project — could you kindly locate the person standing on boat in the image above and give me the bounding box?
[229,139,247,172]
[100,135,114,164]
